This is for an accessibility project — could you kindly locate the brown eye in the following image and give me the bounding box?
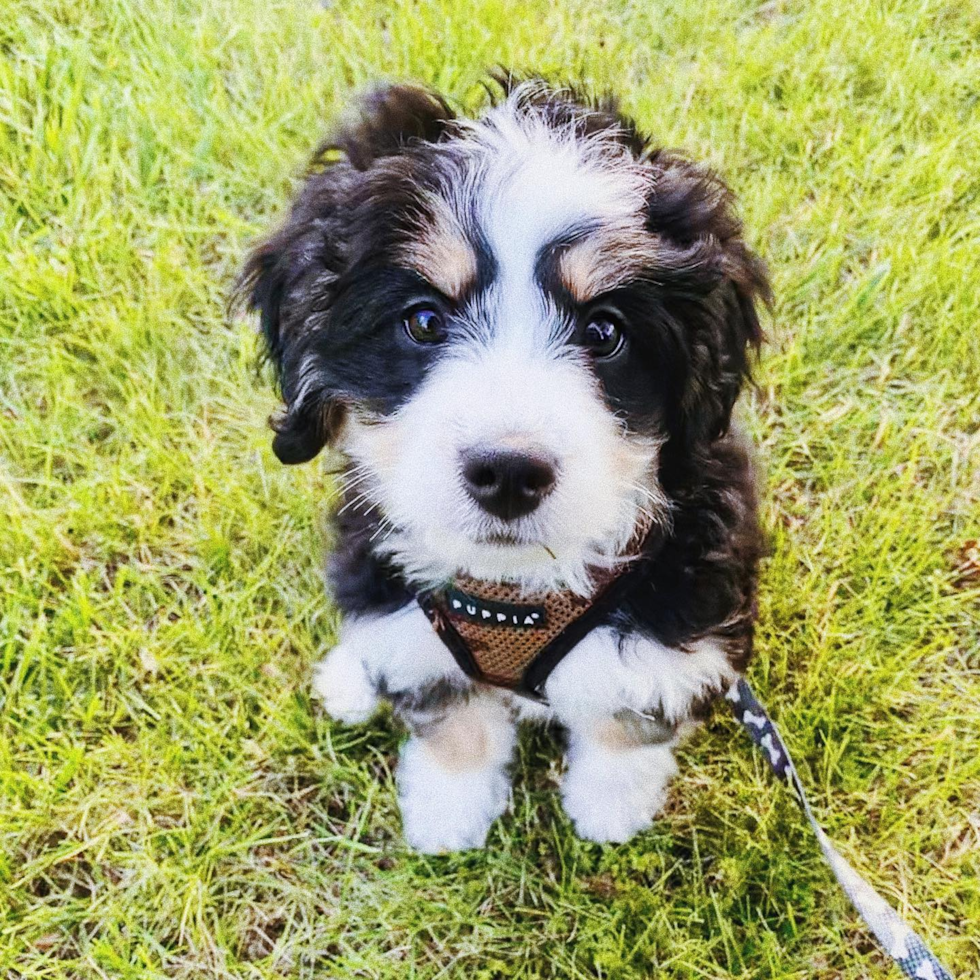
[404,306,446,344]
[583,313,625,358]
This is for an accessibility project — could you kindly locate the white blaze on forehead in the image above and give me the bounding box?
[453,97,650,350]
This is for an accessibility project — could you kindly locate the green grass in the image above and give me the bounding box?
[1,0,978,975]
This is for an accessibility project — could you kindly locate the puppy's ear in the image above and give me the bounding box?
[317,83,456,171]
[237,226,343,465]
[236,83,456,465]
[647,153,771,452]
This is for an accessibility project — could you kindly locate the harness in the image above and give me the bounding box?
[416,516,660,702]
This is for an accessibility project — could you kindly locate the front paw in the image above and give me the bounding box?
[561,742,677,844]
[397,736,511,854]
[312,645,379,725]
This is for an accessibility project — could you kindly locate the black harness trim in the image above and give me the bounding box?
[416,590,482,678]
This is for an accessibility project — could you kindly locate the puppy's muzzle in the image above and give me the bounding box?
[460,447,557,521]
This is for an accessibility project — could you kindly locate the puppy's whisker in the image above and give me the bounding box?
[624,481,672,527]
[339,467,371,485]
[335,474,373,499]
[625,480,662,503]
[337,487,380,516]
[369,515,398,544]
[339,478,373,499]
[337,465,373,488]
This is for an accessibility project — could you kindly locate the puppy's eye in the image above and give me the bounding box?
[404,306,446,344]
[583,313,625,358]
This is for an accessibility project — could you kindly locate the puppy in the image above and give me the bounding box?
[239,77,769,853]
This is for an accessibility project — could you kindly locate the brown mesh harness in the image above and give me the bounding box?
[416,518,660,702]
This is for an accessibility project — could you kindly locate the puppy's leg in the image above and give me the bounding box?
[560,722,678,843]
[313,603,468,725]
[397,695,516,853]
[547,627,735,843]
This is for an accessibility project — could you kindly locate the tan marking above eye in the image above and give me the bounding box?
[558,228,659,303]
[398,200,478,300]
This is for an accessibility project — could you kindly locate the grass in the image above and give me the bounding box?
[1,0,978,975]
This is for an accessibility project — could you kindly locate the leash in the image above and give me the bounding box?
[728,679,954,979]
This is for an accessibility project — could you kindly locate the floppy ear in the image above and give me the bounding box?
[320,83,456,170]
[237,218,343,465]
[236,84,457,464]
[646,153,771,453]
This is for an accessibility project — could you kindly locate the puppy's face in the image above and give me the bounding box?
[241,81,768,591]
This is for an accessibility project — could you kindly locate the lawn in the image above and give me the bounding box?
[1,0,978,976]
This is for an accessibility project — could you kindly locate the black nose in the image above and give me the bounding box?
[460,448,557,521]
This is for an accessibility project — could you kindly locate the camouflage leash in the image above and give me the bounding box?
[728,680,954,979]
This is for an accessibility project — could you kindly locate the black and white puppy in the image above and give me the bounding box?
[239,78,769,853]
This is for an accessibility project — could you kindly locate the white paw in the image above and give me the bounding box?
[312,645,379,725]
[561,742,677,844]
[397,735,512,854]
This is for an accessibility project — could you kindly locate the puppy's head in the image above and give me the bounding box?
[239,78,769,591]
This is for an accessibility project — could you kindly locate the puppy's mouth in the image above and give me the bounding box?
[472,530,560,560]
[476,531,526,547]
